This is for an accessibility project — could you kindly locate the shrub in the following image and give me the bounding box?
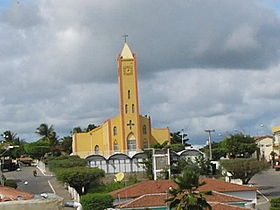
[47,155,86,172]
[271,197,280,210]
[81,193,114,210]
[4,179,17,189]
[56,167,105,194]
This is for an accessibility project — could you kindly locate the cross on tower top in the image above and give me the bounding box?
[122,34,128,43]
[127,120,135,130]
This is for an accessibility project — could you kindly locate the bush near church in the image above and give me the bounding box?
[55,167,105,195]
[47,155,86,172]
[80,193,114,210]
[270,197,280,210]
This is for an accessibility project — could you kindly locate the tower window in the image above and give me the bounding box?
[113,126,117,136]
[143,140,149,149]
[94,145,100,155]
[128,90,131,99]
[143,125,147,134]
[125,104,128,114]
[132,104,135,113]
[114,140,119,152]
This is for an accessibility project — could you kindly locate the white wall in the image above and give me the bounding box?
[223,191,257,205]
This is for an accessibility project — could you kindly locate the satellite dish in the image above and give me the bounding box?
[114,172,124,182]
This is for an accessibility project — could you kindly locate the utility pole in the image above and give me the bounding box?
[205,129,215,160]
[181,129,184,144]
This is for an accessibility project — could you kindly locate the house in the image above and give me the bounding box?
[110,178,257,209]
[0,186,64,210]
[254,136,275,161]
[0,186,34,201]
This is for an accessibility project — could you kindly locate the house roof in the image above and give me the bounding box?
[116,192,249,209]
[198,178,257,192]
[254,136,273,141]
[0,186,34,201]
[205,192,248,203]
[110,180,176,199]
[116,193,167,208]
[110,178,257,199]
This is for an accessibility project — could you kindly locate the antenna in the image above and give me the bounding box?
[114,172,125,182]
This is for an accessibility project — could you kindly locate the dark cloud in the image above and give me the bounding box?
[0,0,279,144]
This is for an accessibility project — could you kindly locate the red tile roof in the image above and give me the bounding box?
[116,192,249,209]
[110,178,257,199]
[110,180,176,199]
[198,178,257,192]
[0,186,34,201]
[117,193,167,208]
[205,192,248,203]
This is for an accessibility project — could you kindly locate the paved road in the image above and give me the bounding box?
[250,168,280,210]
[251,168,280,199]
[3,165,53,194]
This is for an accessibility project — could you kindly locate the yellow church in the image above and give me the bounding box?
[72,43,170,158]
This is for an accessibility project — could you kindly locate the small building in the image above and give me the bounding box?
[254,136,274,161]
[272,126,280,157]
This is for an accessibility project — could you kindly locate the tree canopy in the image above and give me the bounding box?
[220,158,269,184]
[221,133,257,158]
[171,131,190,145]
[56,167,105,194]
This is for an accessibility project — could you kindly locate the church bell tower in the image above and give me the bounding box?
[118,43,142,152]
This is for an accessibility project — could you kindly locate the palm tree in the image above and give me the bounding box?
[1,130,20,144]
[35,123,58,145]
[166,170,211,210]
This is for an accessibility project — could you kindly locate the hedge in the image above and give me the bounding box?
[81,193,114,210]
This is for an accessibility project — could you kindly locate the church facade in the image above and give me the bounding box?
[72,43,170,158]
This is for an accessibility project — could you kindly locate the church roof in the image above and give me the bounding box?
[121,43,133,59]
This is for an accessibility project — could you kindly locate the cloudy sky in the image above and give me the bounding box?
[0,0,280,145]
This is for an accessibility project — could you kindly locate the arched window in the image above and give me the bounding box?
[128,90,131,99]
[127,133,136,151]
[143,140,148,149]
[114,140,119,152]
[113,126,117,136]
[143,125,147,134]
[125,104,128,114]
[94,145,100,155]
[132,104,135,113]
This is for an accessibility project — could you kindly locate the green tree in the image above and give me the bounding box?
[56,167,105,195]
[200,141,226,161]
[169,144,185,152]
[24,141,51,159]
[166,169,211,210]
[60,136,72,154]
[270,197,280,210]
[141,149,153,179]
[81,193,114,210]
[36,123,58,146]
[72,127,83,134]
[171,131,190,145]
[221,133,257,158]
[195,156,212,176]
[220,158,269,184]
[85,124,98,132]
[1,131,20,145]
[47,155,86,172]
[151,140,169,149]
